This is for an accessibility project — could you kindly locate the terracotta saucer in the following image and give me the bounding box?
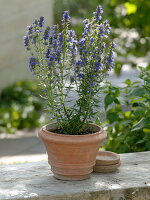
[93,161,121,173]
[95,151,120,166]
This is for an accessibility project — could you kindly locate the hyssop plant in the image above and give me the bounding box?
[24,5,116,134]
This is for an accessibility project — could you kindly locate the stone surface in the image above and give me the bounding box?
[0,151,150,200]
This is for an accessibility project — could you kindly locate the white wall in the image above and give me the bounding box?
[0,0,54,89]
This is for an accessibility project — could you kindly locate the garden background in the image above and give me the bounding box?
[0,0,149,154]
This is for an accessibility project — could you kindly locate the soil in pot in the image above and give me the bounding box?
[52,128,94,135]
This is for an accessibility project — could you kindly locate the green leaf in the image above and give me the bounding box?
[124,111,131,118]
[146,141,150,150]
[124,79,131,85]
[114,98,120,104]
[132,117,150,132]
[121,120,132,126]
[133,107,146,116]
[143,128,150,133]
[104,94,115,109]
[132,81,140,85]
[116,97,127,105]
[127,135,137,145]
[136,137,146,145]
[118,144,129,153]
[106,112,119,124]
[129,88,146,97]
[131,97,145,103]
[116,134,126,142]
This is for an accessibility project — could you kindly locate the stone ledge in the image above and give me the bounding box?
[0,151,150,200]
[0,154,47,165]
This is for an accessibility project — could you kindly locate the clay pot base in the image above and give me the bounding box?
[95,150,120,166]
[51,165,93,181]
[93,161,121,173]
[53,173,90,181]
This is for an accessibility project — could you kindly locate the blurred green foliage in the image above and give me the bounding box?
[54,0,150,74]
[0,80,45,134]
[55,0,150,36]
[103,65,150,153]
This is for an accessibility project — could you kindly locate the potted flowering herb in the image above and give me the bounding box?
[24,5,116,180]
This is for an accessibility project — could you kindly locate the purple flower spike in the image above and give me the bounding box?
[93,5,103,22]
[112,42,117,49]
[43,26,50,40]
[90,37,94,43]
[62,11,70,24]
[39,16,44,27]
[83,19,88,24]
[78,38,86,45]
[27,25,33,35]
[97,5,103,14]
[83,23,91,35]
[89,82,96,86]
[63,11,70,20]
[68,30,76,37]
[106,51,115,70]
[29,57,37,72]
[77,73,85,79]
[24,36,30,50]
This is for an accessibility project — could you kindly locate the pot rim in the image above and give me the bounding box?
[41,122,105,138]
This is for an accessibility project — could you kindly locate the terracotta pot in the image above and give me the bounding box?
[39,123,107,181]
